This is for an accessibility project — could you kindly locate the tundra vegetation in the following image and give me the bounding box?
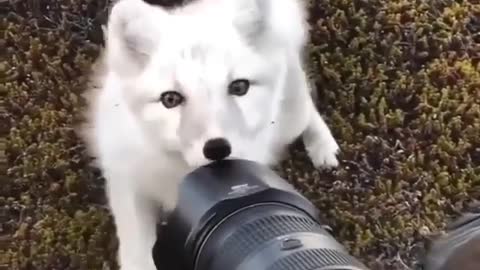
[1,0,479,269]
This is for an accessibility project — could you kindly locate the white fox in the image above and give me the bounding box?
[79,0,340,269]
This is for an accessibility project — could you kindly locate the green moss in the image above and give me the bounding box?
[2,0,480,269]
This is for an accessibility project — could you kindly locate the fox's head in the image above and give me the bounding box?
[103,0,308,167]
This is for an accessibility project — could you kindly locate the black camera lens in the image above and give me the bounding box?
[153,159,369,270]
[195,203,366,270]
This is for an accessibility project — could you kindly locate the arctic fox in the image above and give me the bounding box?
[79,0,340,269]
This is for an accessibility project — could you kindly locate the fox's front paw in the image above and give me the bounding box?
[305,139,340,169]
[119,256,158,270]
[119,264,157,270]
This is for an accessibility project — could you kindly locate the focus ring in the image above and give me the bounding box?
[198,204,335,270]
[268,248,366,270]
[219,213,324,260]
[196,203,368,270]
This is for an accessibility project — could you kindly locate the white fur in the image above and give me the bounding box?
[80,0,340,269]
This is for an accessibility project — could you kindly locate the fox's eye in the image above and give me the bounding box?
[159,91,184,108]
[228,79,250,96]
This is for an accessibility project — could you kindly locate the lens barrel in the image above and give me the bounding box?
[153,159,369,270]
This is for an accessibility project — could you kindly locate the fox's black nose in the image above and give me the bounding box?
[203,138,231,161]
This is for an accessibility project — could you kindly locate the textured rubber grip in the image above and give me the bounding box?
[195,203,368,270]
[268,248,365,270]
[218,214,323,262]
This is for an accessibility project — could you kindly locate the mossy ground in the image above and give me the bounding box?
[2,0,480,269]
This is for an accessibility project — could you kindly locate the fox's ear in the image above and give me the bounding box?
[233,0,308,51]
[104,0,165,77]
[230,0,266,45]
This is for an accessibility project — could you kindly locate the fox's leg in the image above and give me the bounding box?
[302,95,340,168]
[106,178,158,270]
